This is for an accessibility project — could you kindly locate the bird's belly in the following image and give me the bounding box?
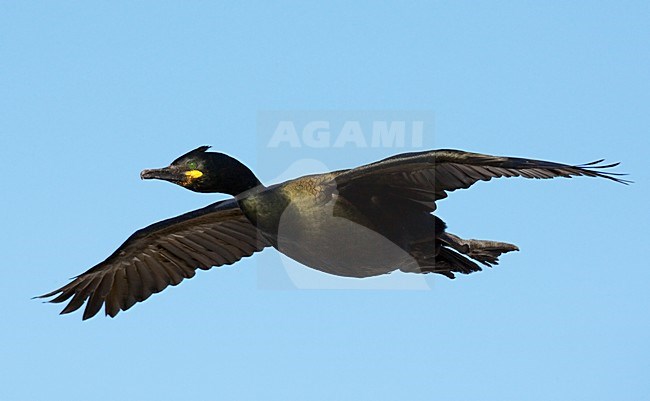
[270,201,416,278]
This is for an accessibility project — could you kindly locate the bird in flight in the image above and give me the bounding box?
[38,147,628,319]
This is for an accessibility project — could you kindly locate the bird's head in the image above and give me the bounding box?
[140,146,261,196]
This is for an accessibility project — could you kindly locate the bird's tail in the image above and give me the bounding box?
[439,232,519,267]
[407,232,519,279]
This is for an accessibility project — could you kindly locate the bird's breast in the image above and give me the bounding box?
[239,183,415,278]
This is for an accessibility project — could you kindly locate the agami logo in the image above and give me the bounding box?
[267,120,425,148]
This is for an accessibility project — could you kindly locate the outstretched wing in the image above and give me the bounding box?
[38,199,270,320]
[335,149,629,211]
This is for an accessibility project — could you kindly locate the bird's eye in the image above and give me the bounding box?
[187,161,198,170]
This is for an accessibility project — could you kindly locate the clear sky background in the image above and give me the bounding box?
[1,2,648,400]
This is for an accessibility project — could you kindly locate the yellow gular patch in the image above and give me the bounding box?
[185,170,203,179]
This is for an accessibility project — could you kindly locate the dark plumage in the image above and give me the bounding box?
[38,147,628,319]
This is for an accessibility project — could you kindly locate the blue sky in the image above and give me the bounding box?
[1,2,648,400]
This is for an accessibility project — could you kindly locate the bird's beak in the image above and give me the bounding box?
[140,167,187,183]
[140,167,204,186]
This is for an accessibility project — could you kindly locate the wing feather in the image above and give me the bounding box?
[38,199,270,320]
[335,149,628,211]
[105,268,125,317]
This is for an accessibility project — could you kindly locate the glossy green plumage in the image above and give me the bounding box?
[39,147,627,319]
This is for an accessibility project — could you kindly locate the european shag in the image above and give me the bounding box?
[39,147,628,319]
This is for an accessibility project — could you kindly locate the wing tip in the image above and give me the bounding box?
[573,160,631,185]
[34,289,62,300]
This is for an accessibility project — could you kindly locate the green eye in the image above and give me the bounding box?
[187,161,198,170]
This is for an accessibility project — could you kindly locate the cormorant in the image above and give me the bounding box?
[39,147,628,319]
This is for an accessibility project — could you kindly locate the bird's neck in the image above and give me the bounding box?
[228,173,262,196]
[220,157,263,196]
